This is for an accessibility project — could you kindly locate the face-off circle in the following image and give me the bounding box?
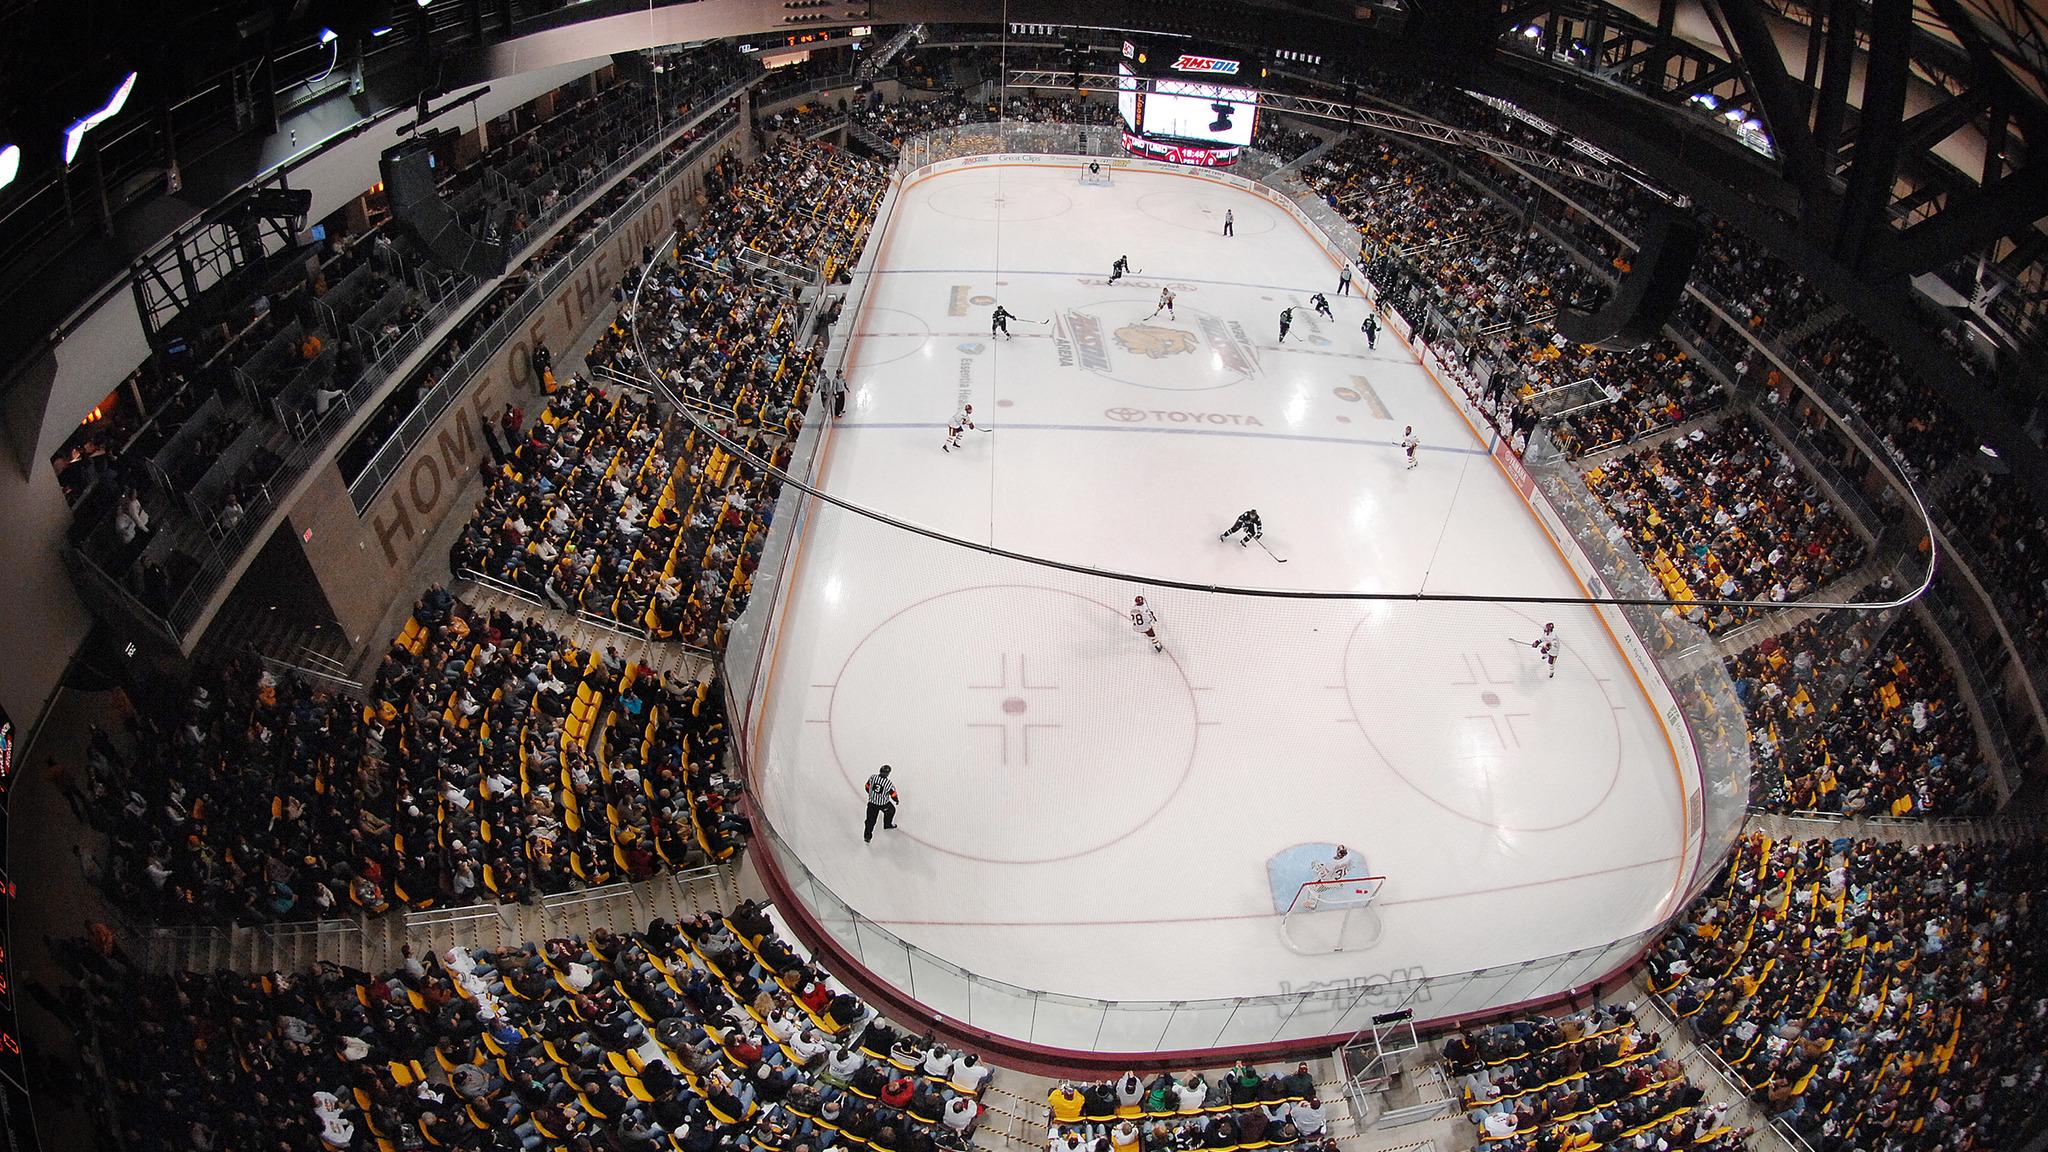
[924,176,1074,223]
[1341,605,1625,831]
[827,585,1201,863]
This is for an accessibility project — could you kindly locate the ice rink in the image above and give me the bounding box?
[746,160,1692,1040]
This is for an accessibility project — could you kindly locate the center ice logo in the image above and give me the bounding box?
[1116,324,1197,359]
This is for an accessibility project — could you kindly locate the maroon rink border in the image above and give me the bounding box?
[741,802,1659,1078]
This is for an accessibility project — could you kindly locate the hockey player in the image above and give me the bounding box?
[1130,595,1163,653]
[1109,255,1131,284]
[1338,265,1353,295]
[1219,508,1263,546]
[991,305,1016,340]
[1223,209,1234,237]
[942,403,975,452]
[1400,425,1419,470]
[1278,307,1295,343]
[1361,313,1379,350]
[1148,286,1176,321]
[1531,622,1559,678]
[1310,292,1334,320]
[1304,844,1355,909]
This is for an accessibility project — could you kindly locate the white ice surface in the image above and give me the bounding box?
[747,163,1689,1044]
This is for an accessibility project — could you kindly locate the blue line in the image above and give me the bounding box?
[837,420,1490,456]
[863,267,1322,294]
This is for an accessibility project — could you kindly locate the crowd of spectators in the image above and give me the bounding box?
[1651,832,2047,1150]
[1251,117,1323,161]
[1044,1063,1335,1151]
[1584,415,1867,620]
[1941,472,2048,664]
[684,141,888,281]
[450,137,882,644]
[1728,612,1992,816]
[1304,134,1725,458]
[1448,1004,1751,1152]
[341,66,753,485]
[75,904,1007,1152]
[89,588,743,924]
[854,92,974,142]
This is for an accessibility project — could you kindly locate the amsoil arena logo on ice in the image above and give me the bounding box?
[1116,325,1197,359]
[1058,306,1262,390]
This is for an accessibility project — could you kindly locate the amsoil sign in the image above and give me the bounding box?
[1171,54,1241,75]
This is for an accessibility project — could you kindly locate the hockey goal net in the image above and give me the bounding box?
[1078,167,1114,187]
[1280,875,1386,954]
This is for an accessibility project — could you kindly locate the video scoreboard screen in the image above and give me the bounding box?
[1119,41,1260,149]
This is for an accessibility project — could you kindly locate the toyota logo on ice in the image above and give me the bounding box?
[1104,407,1266,426]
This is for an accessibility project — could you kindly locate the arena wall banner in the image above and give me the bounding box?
[289,125,740,645]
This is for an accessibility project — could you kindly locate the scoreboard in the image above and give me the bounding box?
[1116,40,1261,163]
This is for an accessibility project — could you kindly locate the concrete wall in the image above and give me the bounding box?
[289,128,737,644]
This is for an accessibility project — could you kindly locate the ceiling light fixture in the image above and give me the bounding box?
[64,71,138,165]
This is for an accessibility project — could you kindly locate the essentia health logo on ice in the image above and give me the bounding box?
[1171,54,1240,74]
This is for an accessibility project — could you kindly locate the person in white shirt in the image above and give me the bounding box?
[950,1053,991,1095]
[1290,1098,1327,1137]
[1173,1076,1207,1113]
[788,1028,831,1066]
[1114,1072,1144,1108]
[824,1045,866,1088]
[922,1044,954,1079]
[942,1095,980,1135]
[1401,425,1420,469]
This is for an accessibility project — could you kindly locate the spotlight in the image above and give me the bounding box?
[318,26,339,43]
[1723,108,1743,121]
[1689,93,1718,110]
[64,71,138,165]
[371,25,393,36]
[1521,24,1541,38]
[0,144,18,191]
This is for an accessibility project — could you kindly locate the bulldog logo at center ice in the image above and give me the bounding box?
[1114,324,1197,359]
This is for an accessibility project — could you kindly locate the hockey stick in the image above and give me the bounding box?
[1252,537,1289,563]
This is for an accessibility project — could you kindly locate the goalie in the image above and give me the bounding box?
[1305,844,1356,909]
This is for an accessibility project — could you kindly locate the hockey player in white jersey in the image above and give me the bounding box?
[1401,425,1419,469]
[1530,622,1559,678]
[1304,844,1355,909]
[1130,595,1163,653]
[942,404,975,452]
[1147,286,1176,320]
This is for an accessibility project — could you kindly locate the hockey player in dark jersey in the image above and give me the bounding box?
[1219,509,1263,546]
[1310,291,1334,320]
[1109,255,1131,283]
[991,305,1016,340]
